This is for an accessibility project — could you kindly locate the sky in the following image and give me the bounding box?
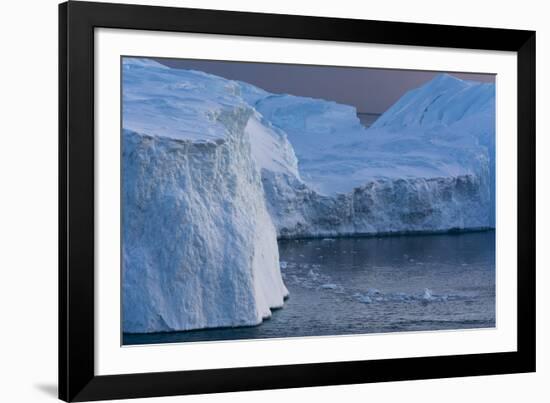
[155,58,495,114]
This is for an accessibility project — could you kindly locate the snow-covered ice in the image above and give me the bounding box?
[122,58,495,333]
[256,73,495,237]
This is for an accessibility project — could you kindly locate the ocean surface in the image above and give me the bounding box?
[124,230,495,345]
[357,112,381,127]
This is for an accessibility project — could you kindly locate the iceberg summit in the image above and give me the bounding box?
[122,58,495,333]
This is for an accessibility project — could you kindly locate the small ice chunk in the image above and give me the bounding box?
[422,288,434,300]
[367,288,381,295]
[356,294,372,304]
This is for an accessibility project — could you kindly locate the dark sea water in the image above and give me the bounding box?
[357,112,381,127]
[124,230,495,345]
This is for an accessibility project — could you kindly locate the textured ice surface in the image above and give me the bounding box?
[122,58,495,332]
[263,171,492,238]
[122,59,287,333]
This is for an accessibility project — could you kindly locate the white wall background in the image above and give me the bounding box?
[0,0,547,402]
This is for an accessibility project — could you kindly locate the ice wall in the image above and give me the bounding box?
[122,59,287,333]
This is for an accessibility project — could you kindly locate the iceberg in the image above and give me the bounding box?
[122,59,287,333]
[122,58,495,333]
[253,73,495,237]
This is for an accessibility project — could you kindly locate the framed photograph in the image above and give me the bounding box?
[59,1,536,401]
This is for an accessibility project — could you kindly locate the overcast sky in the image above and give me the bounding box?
[155,58,495,114]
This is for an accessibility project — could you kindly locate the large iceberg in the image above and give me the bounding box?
[122,58,495,333]
[122,59,287,333]
[252,74,495,237]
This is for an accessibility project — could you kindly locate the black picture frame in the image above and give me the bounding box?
[59,1,536,401]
